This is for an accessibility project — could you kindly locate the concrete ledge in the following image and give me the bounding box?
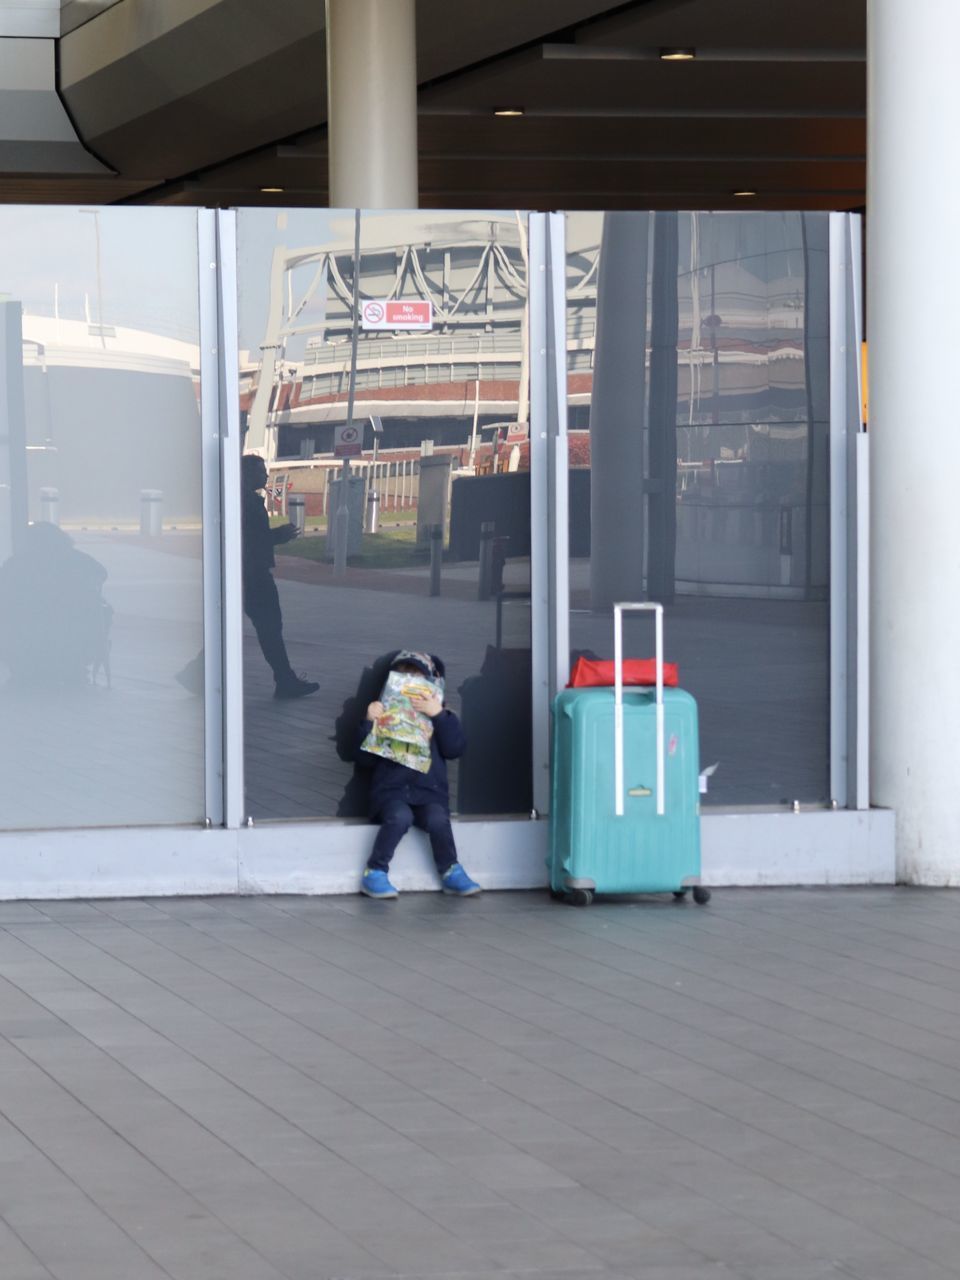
[0,825,240,900]
[237,817,547,895]
[702,807,896,886]
[0,807,896,899]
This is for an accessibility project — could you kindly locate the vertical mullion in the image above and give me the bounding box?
[847,213,869,810]
[528,213,550,817]
[197,210,224,826]
[547,213,570,708]
[828,212,849,809]
[216,210,245,830]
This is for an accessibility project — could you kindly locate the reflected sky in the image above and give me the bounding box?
[0,207,201,342]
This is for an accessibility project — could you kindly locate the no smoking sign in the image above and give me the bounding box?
[333,422,363,458]
[361,299,433,331]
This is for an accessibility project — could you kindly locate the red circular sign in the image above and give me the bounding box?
[363,301,385,323]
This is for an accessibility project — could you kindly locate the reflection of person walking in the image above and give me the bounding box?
[241,454,319,699]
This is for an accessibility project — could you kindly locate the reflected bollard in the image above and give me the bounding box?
[477,520,495,600]
[491,535,508,595]
[39,487,59,526]
[140,489,163,536]
[366,487,380,534]
[429,523,443,596]
[778,503,793,586]
[288,492,306,535]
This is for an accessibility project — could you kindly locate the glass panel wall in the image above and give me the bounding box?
[0,207,206,828]
[237,210,532,821]
[565,211,830,806]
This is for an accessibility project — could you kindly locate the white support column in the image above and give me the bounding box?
[868,0,960,883]
[325,0,418,209]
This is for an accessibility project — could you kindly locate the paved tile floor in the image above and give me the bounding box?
[1,887,960,1280]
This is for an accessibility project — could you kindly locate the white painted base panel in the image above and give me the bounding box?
[0,808,896,900]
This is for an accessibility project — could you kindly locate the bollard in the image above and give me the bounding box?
[140,489,163,536]
[491,535,508,596]
[429,523,443,597]
[38,487,59,526]
[366,487,380,534]
[288,492,306,535]
[778,503,793,586]
[477,521,495,600]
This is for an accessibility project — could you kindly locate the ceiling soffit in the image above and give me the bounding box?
[50,0,865,210]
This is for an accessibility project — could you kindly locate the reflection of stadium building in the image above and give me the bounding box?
[246,215,814,480]
[244,215,823,600]
[19,315,202,525]
[243,219,529,466]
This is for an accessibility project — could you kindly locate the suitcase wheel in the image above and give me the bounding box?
[548,888,567,902]
[692,886,711,906]
[672,890,688,901]
[567,888,593,908]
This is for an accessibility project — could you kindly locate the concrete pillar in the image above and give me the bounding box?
[868,0,960,882]
[589,212,649,610]
[325,0,418,209]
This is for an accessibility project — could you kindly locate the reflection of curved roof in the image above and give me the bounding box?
[21,315,200,376]
[322,212,524,256]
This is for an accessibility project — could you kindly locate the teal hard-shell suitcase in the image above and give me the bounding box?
[549,604,709,907]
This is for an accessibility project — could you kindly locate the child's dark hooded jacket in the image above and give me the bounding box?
[355,652,466,814]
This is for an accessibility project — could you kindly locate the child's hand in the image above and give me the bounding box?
[409,691,442,718]
[366,701,385,721]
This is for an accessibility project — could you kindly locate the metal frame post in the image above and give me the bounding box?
[197,211,225,826]
[846,213,869,810]
[215,210,245,831]
[829,211,868,811]
[546,213,570,708]
[828,212,850,809]
[528,213,551,816]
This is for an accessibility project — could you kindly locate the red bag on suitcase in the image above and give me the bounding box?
[568,656,679,688]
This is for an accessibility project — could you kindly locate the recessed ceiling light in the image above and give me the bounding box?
[260,186,285,193]
[733,190,757,197]
[659,47,696,61]
[493,107,525,117]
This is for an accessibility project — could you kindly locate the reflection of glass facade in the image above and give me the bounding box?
[0,208,205,829]
[566,211,830,806]
[0,205,849,850]
[236,211,533,821]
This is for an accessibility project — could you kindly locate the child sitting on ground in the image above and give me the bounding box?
[356,650,481,899]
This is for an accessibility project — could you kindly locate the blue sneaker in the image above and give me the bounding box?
[361,869,398,899]
[441,864,482,896]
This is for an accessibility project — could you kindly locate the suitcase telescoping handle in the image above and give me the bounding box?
[613,602,664,819]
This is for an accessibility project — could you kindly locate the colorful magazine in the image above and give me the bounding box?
[360,669,445,773]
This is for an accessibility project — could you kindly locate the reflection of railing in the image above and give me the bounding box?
[674,498,827,593]
[300,355,521,399]
[303,328,522,367]
[269,456,423,519]
[566,312,597,341]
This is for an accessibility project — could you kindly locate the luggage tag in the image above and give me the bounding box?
[699,762,719,794]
